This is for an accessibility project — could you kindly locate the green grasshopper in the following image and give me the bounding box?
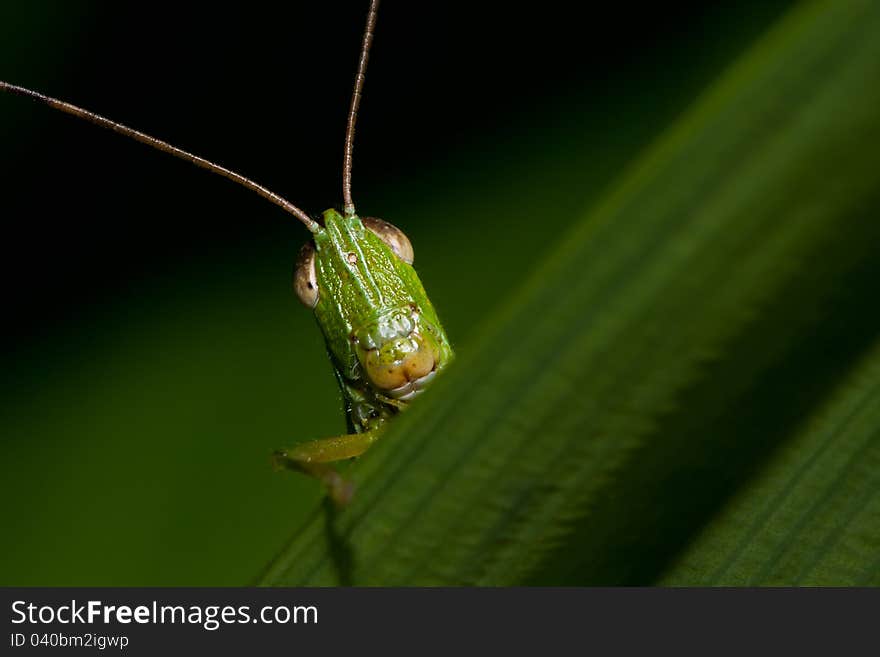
[0,0,452,504]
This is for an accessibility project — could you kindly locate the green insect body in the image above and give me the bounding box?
[309,209,452,432]
[276,208,453,501]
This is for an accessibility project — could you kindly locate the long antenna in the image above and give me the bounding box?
[0,80,322,233]
[342,0,380,216]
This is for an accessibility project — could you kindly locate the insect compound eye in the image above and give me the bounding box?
[293,241,319,309]
[362,216,414,265]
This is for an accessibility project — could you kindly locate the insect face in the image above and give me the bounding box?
[302,208,449,400]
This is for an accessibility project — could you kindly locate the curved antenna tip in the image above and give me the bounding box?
[1,79,320,233]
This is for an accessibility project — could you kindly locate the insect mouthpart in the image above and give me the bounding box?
[353,308,443,395]
[386,369,437,402]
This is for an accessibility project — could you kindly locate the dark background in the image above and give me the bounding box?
[0,1,793,584]
[2,2,792,335]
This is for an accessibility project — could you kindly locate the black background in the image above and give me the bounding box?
[1,1,792,342]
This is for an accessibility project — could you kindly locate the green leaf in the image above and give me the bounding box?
[260,0,880,585]
[659,340,880,586]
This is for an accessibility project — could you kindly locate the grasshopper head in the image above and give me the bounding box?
[293,209,448,398]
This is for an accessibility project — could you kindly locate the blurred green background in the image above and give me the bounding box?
[0,1,794,584]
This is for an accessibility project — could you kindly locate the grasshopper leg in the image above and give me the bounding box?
[272,430,381,505]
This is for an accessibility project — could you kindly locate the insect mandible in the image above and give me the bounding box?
[0,0,453,504]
